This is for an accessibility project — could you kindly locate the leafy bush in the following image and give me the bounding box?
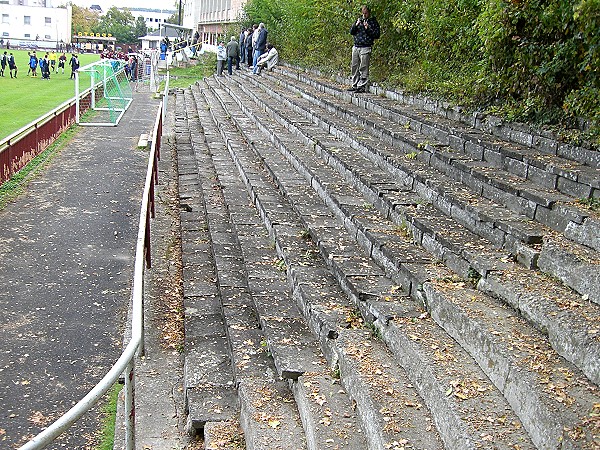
[242,0,600,143]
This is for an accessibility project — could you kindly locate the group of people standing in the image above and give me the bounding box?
[212,4,378,91]
[216,22,279,77]
[0,51,79,79]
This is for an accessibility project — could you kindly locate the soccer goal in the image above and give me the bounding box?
[75,59,133,126]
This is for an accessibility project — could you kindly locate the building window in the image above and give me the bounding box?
[1,14,9,24]
[45,34,51,39]
[24,33,30,38]
[45,17,51,25]
[24,15,31,25]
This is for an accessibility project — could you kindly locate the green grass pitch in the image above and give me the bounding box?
[0,50,101,140]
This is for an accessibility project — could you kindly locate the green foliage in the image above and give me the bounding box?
[95,7,136,43]
[242,0,600,142]
[134,16,148,39]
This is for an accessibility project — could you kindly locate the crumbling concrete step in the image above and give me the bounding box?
[228,72,546,259]
[214,74,599,386]
[200,78,600,447]
[424,281,600,449]
[478,266,600,385]
[242,71,598,256]
[175,92,238,437]
[290,373,368,449]
[190,84,383,448]
[203,420,246,449]
[538,236,600,305]
[277,64,600,184]
[195,81,537,449]
[238,379,308,450]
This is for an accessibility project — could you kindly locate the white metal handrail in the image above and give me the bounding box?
[19,92,167,450]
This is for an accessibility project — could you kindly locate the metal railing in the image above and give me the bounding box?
[0,91,93,185]
[18,84,169,450]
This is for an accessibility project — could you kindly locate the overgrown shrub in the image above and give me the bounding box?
[242,0,600,142]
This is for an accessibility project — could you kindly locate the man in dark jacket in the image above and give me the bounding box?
[348,5,380,93]
[252,23,268,74]
[226,36,240,75]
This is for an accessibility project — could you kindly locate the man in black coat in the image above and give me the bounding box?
[348,5,380,93]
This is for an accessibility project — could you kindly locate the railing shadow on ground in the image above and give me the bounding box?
[18,74,170,450]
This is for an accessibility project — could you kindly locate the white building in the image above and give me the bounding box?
[0,0,72,48]
[127,7,175,32]
[183,0,246,46]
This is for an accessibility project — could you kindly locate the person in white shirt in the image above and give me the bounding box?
[255,43,278,74]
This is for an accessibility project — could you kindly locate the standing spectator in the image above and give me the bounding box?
[348,5,380,93]
[245,27,254,68]
[216,41,226,76]
[252,23,268,74]
[239,28,246,64]
[69,53,79,79]
[129,55,138,81]
[8,52,17,78]
[57,53,66,73]
[226,36,239,75]
[0,51,6,77]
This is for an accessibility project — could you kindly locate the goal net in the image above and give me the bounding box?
[75,59,133,126]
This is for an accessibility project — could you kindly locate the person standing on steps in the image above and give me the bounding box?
[226,36,240,75]
[216,41,226,76]
[252,23,268,74]
[348,5,380,93]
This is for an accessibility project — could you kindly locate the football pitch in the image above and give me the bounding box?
[0,50,101,140]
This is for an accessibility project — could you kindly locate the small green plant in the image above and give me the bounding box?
[467,267,481,285]
[96,384,122,450]
[366,322,382,340]
[272,257,287,272]
[299,229,311,240]
[405,151,419,160]
[331,365,341,379]
[395,221,411,238]
[577,197,600,212]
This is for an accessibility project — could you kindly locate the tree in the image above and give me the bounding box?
[134,16,148,38]
[96,7,136,43]
[71,4,100,35]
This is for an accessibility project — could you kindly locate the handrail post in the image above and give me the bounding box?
[124,359,136,450]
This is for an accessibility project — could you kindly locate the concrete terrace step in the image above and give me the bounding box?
[214,73,600,387]
[279,64,600,172]
[203,74,600,448]
[194,80,445,449]
[197,78,545,448]
[261,67,600,257]
[186,85,378,449]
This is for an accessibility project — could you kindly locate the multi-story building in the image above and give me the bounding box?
[183,0,246,46]
[0,0,71,48]
[128,7,176,32]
